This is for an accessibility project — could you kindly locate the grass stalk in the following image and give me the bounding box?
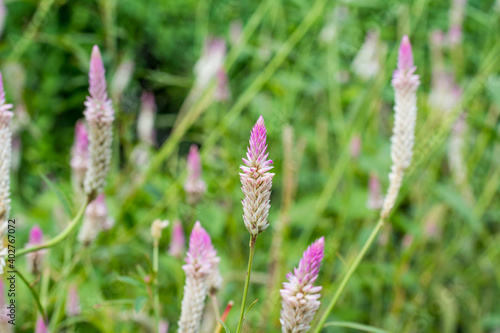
[236,235,257,333]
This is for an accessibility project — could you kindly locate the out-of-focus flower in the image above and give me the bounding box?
[25,225,47,274]
[66,285,81,317]
[367,173,384,210]
[448,113,469,190]
[71,120,89,193]
[151,219,169,244]
[194,37,226,90]
[35,317,48,333]
[168,220,185,259]
[402,234,414,250]
[137,91,157,147]
[349,135,362,159]
[280,237,324,333]
[0,72,13,232]
[319,7,349,44]
[240,116,275,235]
[352,31,386,81]
[159,320,169,333]
[184,145,207,206]
[381,36,420,219]
[111,59,134,102]
[448,0,467,46]
[83,45,115,201]
[214,68,231,102]
[78,194,113,245]
[178,222,220,333]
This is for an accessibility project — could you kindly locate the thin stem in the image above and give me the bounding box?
[312,218,385,333]
[153,240,160,333]
[236,235,257,333]
[17,199,88,257]
[17,269,48,324]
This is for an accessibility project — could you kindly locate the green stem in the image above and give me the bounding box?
[17,270,48,324]
[312,218,385,333]
[236,235,257,333]
[153,241,160,333]
[17,199,88,257]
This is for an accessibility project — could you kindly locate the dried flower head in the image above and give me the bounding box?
[381,35,420,219]
[83,45,114,201]
[240,116,275,235]
[151,219,169,244]
[184,145,207,206]
[168,220,185,259]
[178,221,220,333]
[280,237,325,333]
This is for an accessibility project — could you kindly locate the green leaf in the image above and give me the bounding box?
[216,318,231,333]
[244,299,259,318]
[323,321,390,333]
[134,296,148,313]
[116,276,144,288]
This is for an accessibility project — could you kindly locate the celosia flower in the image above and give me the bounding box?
[240,116,274,235]
[280,237,325,333]
[366,173,384,210]
[35,317,48,333]
[0,72,13,227]
[66,285,81,317]
[70,120,89,192]
[111,59,134,102]
[184,145,207,206]
[168,220,185,259]
[349,135,362,159]
[25,225,47,274]
[214,68,231,102]
[448,0,466,46]
[78,194,113,245]
[83,45,114,201]
[352,31,384,81]
[380,36,420,219]
[194,37,226,90]
[178,221,219,333]
[159,320,169,333]
[448,112,467,186]
[137,91,157,147]
[151,219,169,244]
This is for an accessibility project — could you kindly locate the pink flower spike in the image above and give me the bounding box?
[178,221,220,333]
[397,35,414,72]
[168,220,185,259]
[240,116,275,235]
[71,120,89,191]
[29,225,43,245]
[280,237,325,333]
[89,45,108,102]
[184,145,206,205]
[35,317,48,333]
[66,285,81,317]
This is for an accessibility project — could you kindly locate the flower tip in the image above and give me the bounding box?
[398,35,414,71]
[29,225,43,244]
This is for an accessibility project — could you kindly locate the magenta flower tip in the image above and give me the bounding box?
[29,225,43,245]
[397,35,414,72]
[88,45,108,103]
[187,145,202,179]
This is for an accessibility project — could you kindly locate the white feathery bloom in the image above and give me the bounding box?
[83,45,115,201]
[352,31,385,81]
[178,222,219,333]
[380,36,420,219]
[151,219,169,244]
[280,237,325,333]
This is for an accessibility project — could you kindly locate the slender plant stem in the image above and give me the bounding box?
[17,269,48,324]
[153,241,160,333]
[236,235,257,333]
[312,218,385,333]
[17,199,88,257]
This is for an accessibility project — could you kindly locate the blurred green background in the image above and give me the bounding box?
[3,0,500,332]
